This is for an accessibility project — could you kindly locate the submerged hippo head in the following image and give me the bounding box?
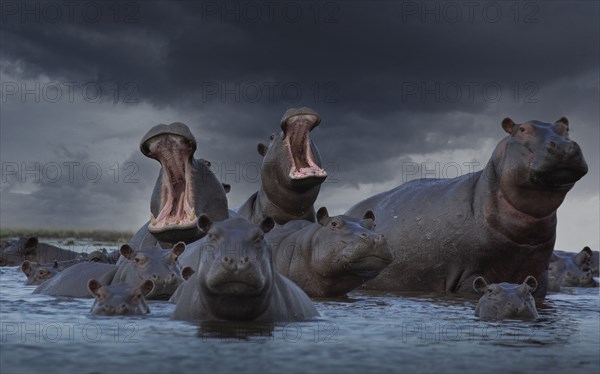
[556,248,598,287]
[196,216,276,320]
[497,117,588,217]
[88,279,153,316]
[304,208,392,296]
[140,122,228,243]
[0,237,39,266]
[116,242,186,299]
[473,276,539,321]
[21,260,60,285]
[260,108,327,192]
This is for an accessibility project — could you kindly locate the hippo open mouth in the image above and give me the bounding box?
[143,133,198,234]
[281,111,327,180]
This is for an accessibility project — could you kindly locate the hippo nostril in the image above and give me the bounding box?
[223,256,229,262]
[151,274,159,280]
[360,233,368,239]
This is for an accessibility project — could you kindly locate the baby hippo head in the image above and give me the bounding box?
[473,276,539,321]
[313,207,392,280]
[119,242,186,299]
[88,279,154,316]
[21,260,60,285]
[197,215,275,320]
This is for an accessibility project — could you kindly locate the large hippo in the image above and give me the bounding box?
[0,237,79,266]
[265,207,393,297]
[346,117,588,299]
[237,108,327,225]
[548,248,598,290]
[173,216,319,322]
[473,276,539,321]
[87,279,154,316]
[34,243,186,300]
[129,122,229,248]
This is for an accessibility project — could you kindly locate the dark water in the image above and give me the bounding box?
[1,261,598,374]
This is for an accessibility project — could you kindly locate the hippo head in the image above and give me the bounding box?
[560,248,598,287]
[473,276,539,321]
[141,122,222,243]
[497,117,588,216]
[119,242,186,299]
[88,279,153,316]
[0,237,39,266]
[312,208,393,285]
[21,260,60,285]
[259,108,327,194]
[196,215,275,320]
[85,249,111,263]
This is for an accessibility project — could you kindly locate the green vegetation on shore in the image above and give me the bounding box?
[0,228,133,243]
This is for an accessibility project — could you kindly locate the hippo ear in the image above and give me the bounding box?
[257,143,268,157]
[53,260,59,269]
[198,214,213,234]
[23,237,39,255]
[172,242,186,257]
[138,280,155,297]
[501,118,517,134]
[473,276,488,293]
[260,217,275,234]
[181,266,195,281]
[87,279,103,296]
[21,260,32,276]
[317,207,329,225]
[573,248,591,267]
[222,183,231,193]
[556,116,569,128]
[361,210,376,229]
[119,244,135,260]
[523,276,538,292]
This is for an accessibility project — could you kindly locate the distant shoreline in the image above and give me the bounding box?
[0,228,133,243]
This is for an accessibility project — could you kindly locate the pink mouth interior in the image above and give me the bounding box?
[146,135,197,232]
[284,114,327,179]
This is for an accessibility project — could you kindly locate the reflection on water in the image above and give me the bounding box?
[0,265,598,373]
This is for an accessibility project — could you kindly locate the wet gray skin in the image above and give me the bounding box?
[473,276,539,321]
[88,279,154,316]
[33,242,186,299]
[346,117,588,300]
[21,260,60,285]
[130,122,229,249]
[237,108,327,225]
[590,248,600,277]
[266,207,393,297]
[549,248,598,290]
[0,237,80,266]
[173,216,319,322]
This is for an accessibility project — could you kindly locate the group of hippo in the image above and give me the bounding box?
[2,108,596,322]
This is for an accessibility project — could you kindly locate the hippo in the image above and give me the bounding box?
[34,242,186,300]
[473,276,539,321]
[173,216,319,322]
[265,207,393,297]
[346,117,588,299]
[548,248,598,290]
[0,237,79,266]
[129,122,229,249]
[88,279,154,316]
[237,108,327,225]
[21,260,60,285]
[590,248,600,277]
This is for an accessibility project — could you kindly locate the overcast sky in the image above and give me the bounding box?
[1,1,598,251]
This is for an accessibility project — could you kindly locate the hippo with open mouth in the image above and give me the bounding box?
[173,216,319,322]
[129,122,229,248]
[473,276,539,321]
[237,108,327,225]
[346,117,588,299]
[266,207,393,297]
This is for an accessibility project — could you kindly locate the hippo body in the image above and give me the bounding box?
[473,276,539,321]
[130,122,229,249]
[346,118,588,299]
[238,108,327,225]
[265,208,392,297]
[34,262,118,298]
[88,279,153,316]
[0,237,79,266]
[173,216,318,322]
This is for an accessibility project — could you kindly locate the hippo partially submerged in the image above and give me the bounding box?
[130,122,229,248]
[266,207,393,297]
[88,279,154,316]
[173,216,319,322]
[238,108,327,225]
[548,248,598,291]
[473,276,539,321]
[346,117,588,299]
[34,243,186,300]
[0,237,79,266]
[21,260,60,285]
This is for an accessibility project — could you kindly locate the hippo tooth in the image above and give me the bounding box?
[150,213,157,225]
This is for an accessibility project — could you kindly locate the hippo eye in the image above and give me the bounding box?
[331,221,338,228]
[519,127,525,133]
[270,134,275,140]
